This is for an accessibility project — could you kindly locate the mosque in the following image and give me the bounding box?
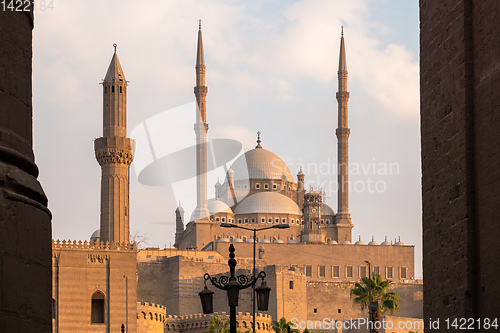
[51,24,422,333]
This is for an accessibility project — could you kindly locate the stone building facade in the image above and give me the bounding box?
[420,0,500,328]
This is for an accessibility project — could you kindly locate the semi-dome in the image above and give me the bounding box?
[229,148,293,182]
[207,199,233,215]
[90,229,100,241]
[321,203,335,216]
[190,199,234,221]
[233,192,302,215]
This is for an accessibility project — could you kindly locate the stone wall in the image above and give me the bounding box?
[137,249,422,327]
[52,241,137,332]
[420,0,500,327]
[0,8,52,333]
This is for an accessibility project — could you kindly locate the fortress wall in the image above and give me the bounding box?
[137,302,167,333]
[214,242,415,282]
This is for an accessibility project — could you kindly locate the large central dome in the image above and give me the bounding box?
[230,148,294,181]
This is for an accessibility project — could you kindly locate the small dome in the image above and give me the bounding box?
[328,239,338,244]
[287,239,297,244]
[341,240,351,245]
[304,190,320,198]
[297,168,305,176]
[246,238,254,243]
[260,238,271,243]
[381,237,391,246]
[175,204,184,213]
[368,236,378,245]
[355,236,365,245]
[90,229,100,240]
[233,192,302,215]
[395,237,405,246]
[233,238,243,243]
[321,203,335,216]
[217,237,229,242]
[273,239,284,244]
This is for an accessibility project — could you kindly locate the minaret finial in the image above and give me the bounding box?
[256,131,262,148]
[341,26,344,37]
[113,43,117,53]
[199,19,202,31]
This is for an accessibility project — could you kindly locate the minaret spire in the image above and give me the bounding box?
[334,28,353,242]
[94,45,135,244]
[192,20,210,220]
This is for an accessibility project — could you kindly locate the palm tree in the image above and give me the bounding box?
[272,317,298,333]
[204,316,230,333]
[350,273,400,333]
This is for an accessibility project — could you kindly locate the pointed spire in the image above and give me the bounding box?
[256,131,262,148]
[196,19,205,69]
[104,44,126,82]
[338,27,347,73]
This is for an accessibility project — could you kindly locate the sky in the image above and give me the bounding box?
[32,0,421,277]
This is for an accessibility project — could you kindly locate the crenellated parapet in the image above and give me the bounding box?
[94,137,135,166]
[163,312,272,333]
[137,302,167,333]
[52,239,136,251]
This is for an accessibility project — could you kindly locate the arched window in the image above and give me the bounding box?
[111,85,115,93]
[91,291,105,323]
[120,86,122,93]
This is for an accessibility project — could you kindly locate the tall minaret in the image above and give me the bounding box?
[94,44,135,244]
[334,27,353,241]
[192,20,210,220]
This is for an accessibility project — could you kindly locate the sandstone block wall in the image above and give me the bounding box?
[52,242,137,333]
[420,0,500,327]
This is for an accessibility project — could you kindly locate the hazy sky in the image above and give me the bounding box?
[32,0,421,277]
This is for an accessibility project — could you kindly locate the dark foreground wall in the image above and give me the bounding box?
[0,9,52,332]
[420,0,500,330]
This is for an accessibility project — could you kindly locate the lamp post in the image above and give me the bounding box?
[221,222,290,333]
[364,260,372,332]
[199,244,271,333]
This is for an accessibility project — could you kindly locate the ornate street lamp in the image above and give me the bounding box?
[255,280,271,311]
[198,285,214,314]
[199,244,270,333]
[220,222,289,333]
